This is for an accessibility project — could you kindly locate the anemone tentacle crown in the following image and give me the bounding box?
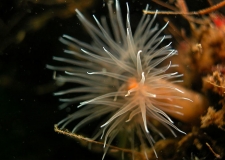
[47,0,191,159]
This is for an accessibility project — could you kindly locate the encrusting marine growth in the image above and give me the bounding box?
[46,0,207,159]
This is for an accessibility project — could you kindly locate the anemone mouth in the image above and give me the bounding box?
[47,0,191,159]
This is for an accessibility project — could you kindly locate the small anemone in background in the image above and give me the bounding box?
[47,0,195,159]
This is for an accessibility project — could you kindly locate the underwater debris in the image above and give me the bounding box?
[144,0,225,89]
[201,104,225,130]
[205,142,222,159]
[169,24,225,88]
[143,0,225,16]
[202,65,225,97]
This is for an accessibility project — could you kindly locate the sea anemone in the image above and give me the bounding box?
[47,0,192,159]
